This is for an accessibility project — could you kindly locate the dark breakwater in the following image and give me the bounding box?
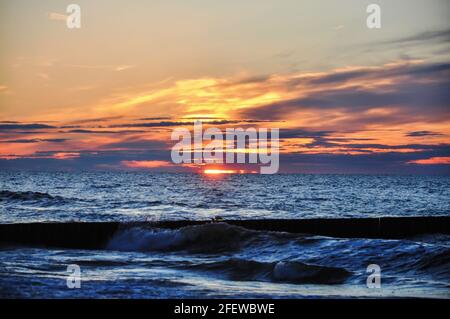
[0,216,449,250]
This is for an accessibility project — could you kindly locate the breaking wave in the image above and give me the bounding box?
[106,223,258,253]
[0,190,65,202]
[106,223,350,284]
[414,249,450,278]
[183,258,351,284]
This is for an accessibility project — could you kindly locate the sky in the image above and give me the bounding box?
[0,0,449,174]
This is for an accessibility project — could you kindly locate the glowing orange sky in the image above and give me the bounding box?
[0,1,449,173]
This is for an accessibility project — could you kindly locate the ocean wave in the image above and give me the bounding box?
[91,184,121,189]
[106,223,256,253]
[70,259,130,267]
[295,197,328,202]
[0,190,65,202]
[183,258,351,284]
[107,199,163,208]
[415,249,450,276]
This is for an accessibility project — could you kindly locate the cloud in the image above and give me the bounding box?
[309,69,370,85]
[120,160,173,169]
[102,138,169,150]
[279,129,333,139]
[114,65,135,72]
[406,131,444,137]
[52,152,80,160]
[48,12,68,21]
[0,85,9,94]
[307,63,450,86]
[63,129,145,134]
[408,157,450,165]
[0,138,68,143]
[63,64,136,72]
[0,123,56,131]
[0,151,80,160]
[138,117,172,121]
[110,119,272,128]
[1,59,449,174]
[278,141,450,173]
[66,116,125,125]
[381,29,450,45]
[240,62,450,125]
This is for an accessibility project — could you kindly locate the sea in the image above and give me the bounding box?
[0,171,449,298]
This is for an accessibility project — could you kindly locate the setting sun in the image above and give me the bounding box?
[204,169,237,175]
[0,0,448,303]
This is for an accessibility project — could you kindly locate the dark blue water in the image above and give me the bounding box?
[0,172,449,298]
[1,172,449,222]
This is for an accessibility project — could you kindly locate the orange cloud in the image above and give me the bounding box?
[408,157,450,165]
[52,152,80,160]
[1,60,449,174]
[121,160,173,168]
